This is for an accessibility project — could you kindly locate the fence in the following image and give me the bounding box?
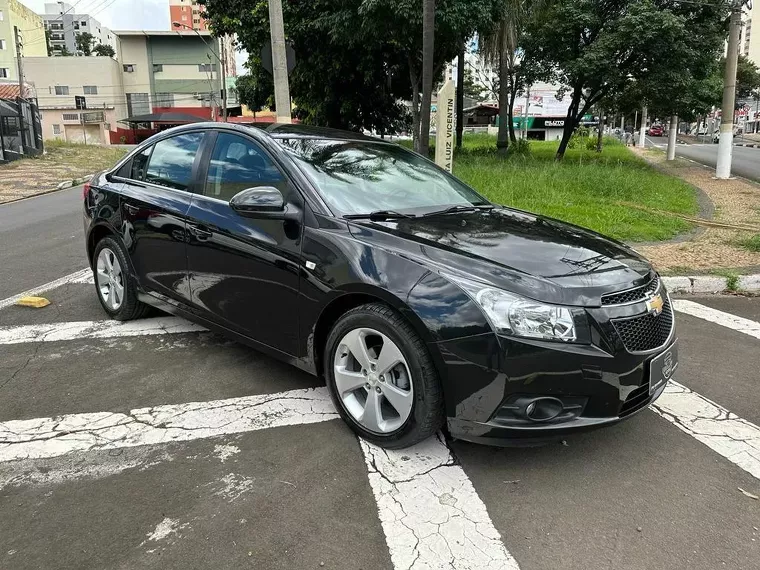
[0,98,43,164]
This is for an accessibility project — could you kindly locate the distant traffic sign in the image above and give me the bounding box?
[260,40,296,76]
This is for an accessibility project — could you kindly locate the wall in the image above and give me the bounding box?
[23,56,125,143]
[0,0,47,81]
[116,35,151,100]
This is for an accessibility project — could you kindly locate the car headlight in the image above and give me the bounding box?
[448,275,577,342]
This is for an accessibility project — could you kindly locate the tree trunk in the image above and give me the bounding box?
[596,110,604,152]
[496,31,509,154]
[507,70,517,143]
[419,0,435,158]
[411,79,421,152]
[556,88,582,160]
[456,44,465,150]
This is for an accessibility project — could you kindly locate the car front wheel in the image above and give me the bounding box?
[324,303,444,448]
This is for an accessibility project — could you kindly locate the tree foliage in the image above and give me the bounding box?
[75,32,95,56]
[522,0,730,159]
[92,43,115,57]
[199,0,496,144]
[235,64,275,113]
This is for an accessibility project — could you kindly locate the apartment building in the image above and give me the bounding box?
[113,29,224,141]
[168,0,208,31]
[23,55,124,144]
[0,0,47,82]
[42,2,115,56]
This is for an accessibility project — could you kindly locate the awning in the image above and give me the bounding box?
[118,112,207,124]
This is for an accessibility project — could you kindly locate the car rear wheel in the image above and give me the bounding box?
[92,236,150,321]
[324,303,444,448]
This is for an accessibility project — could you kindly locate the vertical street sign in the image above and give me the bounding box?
[435,79,455,172]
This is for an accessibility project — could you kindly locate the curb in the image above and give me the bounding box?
[663,274,760,294]
[734,143,760,148]
[56,173,94,190]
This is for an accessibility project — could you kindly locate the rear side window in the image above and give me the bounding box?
[145,132,205,191]
[204,132,285,201]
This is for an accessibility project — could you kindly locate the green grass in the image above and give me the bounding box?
[405,134,697,242]
[736,234,760,253]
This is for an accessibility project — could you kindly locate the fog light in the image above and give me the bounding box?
[524,397,564,422]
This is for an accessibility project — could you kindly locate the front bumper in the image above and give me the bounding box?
[436,325,676,446]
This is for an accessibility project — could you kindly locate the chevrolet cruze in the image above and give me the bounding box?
[83,123,677,449]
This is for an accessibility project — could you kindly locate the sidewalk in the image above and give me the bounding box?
[633,148,760,274]
[0,142,126,204]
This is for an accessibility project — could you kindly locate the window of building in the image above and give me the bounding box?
[205,133,286,201]
[145,133,205,191]
[0,40,6,50]
[182,6,186,11]
[198,63,216,73]
[81,21,87,26]
[52,124,61,135]
[123,64,135,72]
[62,113,79,121]
[153,93,175,107]
[126,93,150,116]
[54,85,69,95]
[0,10,4,21]
[73,23,79,29]
[83,85,98,95]
[0,68,9,78]
[153,64,163,73]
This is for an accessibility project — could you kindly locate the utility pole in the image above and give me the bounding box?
[639,106,648,147]
[523,86,530,138]
[268,0,292,124]
[667,115,678,160]
[456,45,464,150]
[716,3,742,178]
[219,37,227,122]
[14,25,26,153]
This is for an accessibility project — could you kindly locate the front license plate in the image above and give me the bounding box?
[649,340,678,395]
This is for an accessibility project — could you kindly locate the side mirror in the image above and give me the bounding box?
[230,186,298,220]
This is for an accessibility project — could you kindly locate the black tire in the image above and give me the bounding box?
[92,236,151,321]
[324,303,444,448]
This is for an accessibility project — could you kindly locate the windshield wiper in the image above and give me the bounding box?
[343,210,417,221]
[419,204,494,217]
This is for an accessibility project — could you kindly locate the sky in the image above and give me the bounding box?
[20,0,247,73]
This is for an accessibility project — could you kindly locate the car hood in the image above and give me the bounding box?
[346,207,654,306]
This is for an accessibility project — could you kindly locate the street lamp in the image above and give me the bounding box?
[172,21,227,121]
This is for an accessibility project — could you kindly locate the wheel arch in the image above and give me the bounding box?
[311,285,446,382]
[87,223,117,267]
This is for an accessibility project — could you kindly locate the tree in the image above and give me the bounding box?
[419,0,435,157]
[522,0,730,159]
[75,32,95,56]
[462,67,487,100]
[726,54,760,100]
[93,43,115,57]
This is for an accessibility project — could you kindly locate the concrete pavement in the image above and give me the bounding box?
[2,189,760,570]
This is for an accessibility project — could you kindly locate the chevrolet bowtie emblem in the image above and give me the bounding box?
[646,293,664,316]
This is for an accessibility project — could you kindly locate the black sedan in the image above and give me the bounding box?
[83,123,677,448]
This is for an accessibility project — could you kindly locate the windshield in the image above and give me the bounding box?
[277,138,489,216]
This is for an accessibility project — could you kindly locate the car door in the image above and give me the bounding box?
[184,130,303,356]
[118,130,206,305]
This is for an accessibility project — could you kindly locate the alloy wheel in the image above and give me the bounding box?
[96,247,124,311]
[333,327,414,434]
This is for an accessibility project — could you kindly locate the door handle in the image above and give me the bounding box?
[189,225,213,241]
[123,203,139,215]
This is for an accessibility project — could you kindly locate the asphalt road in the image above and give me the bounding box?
[1,189,760,570]
[646,135,760,181]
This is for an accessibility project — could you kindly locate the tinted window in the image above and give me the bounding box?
[279,139,488,216]
[145,132,204,191]
[204,133,285,201]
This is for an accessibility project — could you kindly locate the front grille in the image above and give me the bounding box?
[612,296,674,352]
[602,275,660,306]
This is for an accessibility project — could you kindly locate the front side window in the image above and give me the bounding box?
[145,132,204,191]
[205,133,285,201]
[279,138,487,216]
